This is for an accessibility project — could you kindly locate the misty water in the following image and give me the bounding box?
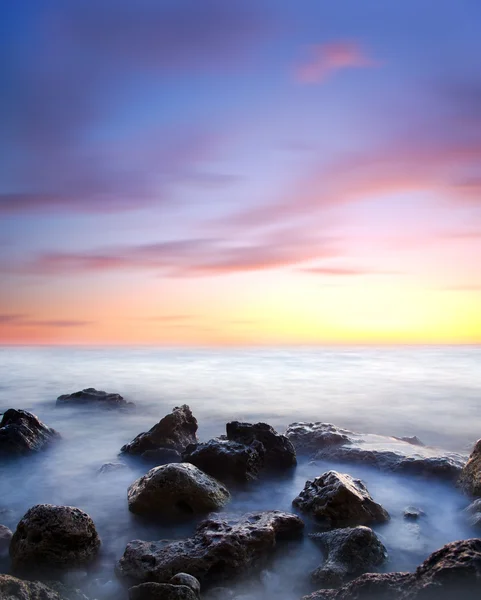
[0,346,480,599]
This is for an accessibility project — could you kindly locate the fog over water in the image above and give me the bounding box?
[0,346,480,598]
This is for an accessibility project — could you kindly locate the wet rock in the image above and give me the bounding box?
[182,439,264,483]
[45,581,90,600]
[97,462,129,475]
[10,504,101,572]
[142,448,182,464]
[129,582,198,600]
[310,526,387,587]
[403,506,425,520]
[121,405,198,458]
[0,574,62,600]
[458,438,481,497]
[57,387,134,409]
[464,498,481,528]
[127,463,230,517]
[226,421,297,468]
[0,524,12,556]
[0,409,60,456]
[286,422,466,481]
[117,510,304,585]
[169,573,201,598]
[292,470,389,527]
[302,538,481,600]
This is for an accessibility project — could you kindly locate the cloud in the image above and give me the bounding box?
[142,315,196,323]
[298,266,400,276]
[0,315,93,327]
[0,314,27,324]
[295,41,376,84]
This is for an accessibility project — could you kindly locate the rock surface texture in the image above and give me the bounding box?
[0,409,59,456]
[226,422,297,468]
[309,526,387,587]
[129,582,198,600]
[56,387,134,409]
[0,574,64,600]
[286,422,466,480]
[293,471,389,527]
[121,405,198,458]
[117,510,304,585]
[10,504,101,572]
[302,538,481,600]
[458,438,481,497]
[127,463,230,517]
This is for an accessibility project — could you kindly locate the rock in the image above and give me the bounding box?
[0,409,60,456]
[127,463,230,517]
[182,439,265,483]
[10,504,101,572]
[97,462,129,475]
[464,498,481,528]
[117,510,304,584]
[394,436,425,446]
[458,439,481,497]
[403,506,425,520]
[309,526,387,587]
[129,582,197,600]
[292,470,389,527]
[169,573,201,597]
[226,421,296,468]
[0,524,12,556]
[286,422,466,481]
[56,387,133,409]
[121,405,198,458]
[0,574,62,600]
[142,448,182,464]
[45,581,90,600]
[302,538,481,599]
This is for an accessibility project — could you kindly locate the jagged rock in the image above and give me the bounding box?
[310,526,387,587]
[0,409,60,456]
[292,471,389,527]
[97,462,129,475]
[10,504,101,572]
[403,507,425,520]
[127,463,230,517]
[0,574,62,600]
[286,422,466,481]
[182,439,265,483]
[129,582,197,600]
[458,439,481,497]
[302,538,481,600]
[464,499,481,528]
[226,422,297,468]
[56,387,134,409]
[121,405,198,458]
[169,574,201,598]
[117,510,304,584]
[0,524,12,556]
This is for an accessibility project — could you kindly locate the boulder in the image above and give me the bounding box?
[127,463,230,517]
[292,471,389,527]
[0,574,62,600]
[0,524,12,556]
[226,422,297,468]
[0,409,59,456]
[121,405,198,458]
[464,499,481,528]
[56,387,134,409]
[169,574,201,598]
[182,439,265,483]
[117,510,304,584]
[97,462,129,475]
[10,504,101,572]
[458,439,481,497]
[403,507,425,520]
[129,582,197,600]
[309,526,387,587]
[286,422,466,481]
[302,538,481,600]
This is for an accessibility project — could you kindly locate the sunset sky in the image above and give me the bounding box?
[1,0,481,345]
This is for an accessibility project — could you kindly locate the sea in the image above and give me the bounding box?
[0,346,480,598]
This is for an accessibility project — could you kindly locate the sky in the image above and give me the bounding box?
[1,0,481,346]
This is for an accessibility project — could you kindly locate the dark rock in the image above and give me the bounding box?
[403,506,425,520]
[129,582,197,600]
[127,463,230,517]
[0,524,12,556]
[121,405,198,458]
[182,439,264,483]
[97,462,129,475]
[464,499,481,528]
[310,526,387,587]
[45,581,90,600]
[394,436,425,447]
[169,573,201,598]
[302,538,481,600]
[0,574,62,600]
[56,387,134,409]
[142,448,182,464]
[458,438,481,497]
[226,421,297,468]
[286,422,466,481]
[10,504,101,572]
[117,510,304,585]
[0,409,60,456]
[292,470,389,527]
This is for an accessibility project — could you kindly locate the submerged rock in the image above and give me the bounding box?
[309,526,387,587]
[0,409,59,456]
[286,422,466,481]
[0,524,12,556]
[0,574,64,600]
[403,506,425,520]
[129,582,198,600]
[458,438,481,497]
[10,504,101,572]
[226,421,297,469]
[303,538,481,600]
[56,387,134,409]
[464,498,481,528]
[121,405,198,458]
[182,438,265,483]
[127,463,230,517]
[293,470,389,527]
[97,461,129,475]
[117,510,304,585]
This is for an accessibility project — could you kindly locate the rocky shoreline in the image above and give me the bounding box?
[0,389,480,599]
